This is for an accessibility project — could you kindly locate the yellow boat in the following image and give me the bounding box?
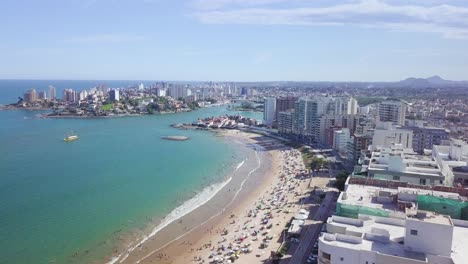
[64,135,78,142]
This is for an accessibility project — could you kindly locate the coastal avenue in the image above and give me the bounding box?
[287,191,336,264]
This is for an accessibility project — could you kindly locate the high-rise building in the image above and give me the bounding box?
[62,89,76,102]
[278,111,295,134]
[38,90,47,100]
[409,126,450,154]
[48,85,56,101]
[23,89,37,103]
[378,100,407,126]
[275,96,298,120]
[109,89,120,101]
[294,96,331,142]
[328,97,359,115]
[333,128,350,156]
[263,97,277,126]
[78,90,88,101]
[168,84,187,99]
[372,121,413,150]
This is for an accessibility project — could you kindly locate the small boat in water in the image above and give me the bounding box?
[64,133,78,142]
[161,136,189,141]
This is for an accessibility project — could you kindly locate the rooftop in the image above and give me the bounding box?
[407,210,453,225]
[340,184,400,211]
[320,214,468,263]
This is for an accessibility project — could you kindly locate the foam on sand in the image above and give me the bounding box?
[134,150,262,264]
[107,158,249,264]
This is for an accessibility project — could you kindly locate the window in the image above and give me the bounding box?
[410,229,418,235]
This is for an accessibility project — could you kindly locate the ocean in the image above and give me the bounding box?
[0,80,262,264]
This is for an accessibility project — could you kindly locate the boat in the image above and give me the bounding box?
[161,136,189,141]
[64,133,78,142]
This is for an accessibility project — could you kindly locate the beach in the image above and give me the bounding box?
[113,130,310,264]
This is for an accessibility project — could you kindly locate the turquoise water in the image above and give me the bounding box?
[0,80,262,264]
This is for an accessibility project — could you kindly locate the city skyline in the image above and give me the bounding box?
[1,0,468,81]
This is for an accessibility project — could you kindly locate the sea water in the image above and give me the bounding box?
[0,80,262,264]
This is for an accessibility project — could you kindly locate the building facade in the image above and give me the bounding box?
[378,100,407,126]
[263,97,277,126]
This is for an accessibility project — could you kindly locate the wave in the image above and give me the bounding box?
[134,150,262,264]
[107,159,249,264]
[236,159,246,170]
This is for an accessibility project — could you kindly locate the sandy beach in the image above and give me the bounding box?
[113,130,310,264]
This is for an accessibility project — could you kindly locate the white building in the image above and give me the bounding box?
[333,128,350,156]
[433,139,468,187]
[78,90,88,101]
[378,100,407,126]
[319,212,468,264]
[366,144,445,186]
[263,97,276,126]
[372,122,413,150]
[48,85,56,101]
[278,111,294,134]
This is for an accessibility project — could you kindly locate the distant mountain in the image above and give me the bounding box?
[396,76,468,88]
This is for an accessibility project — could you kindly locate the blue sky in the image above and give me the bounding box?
[0,0,467,81]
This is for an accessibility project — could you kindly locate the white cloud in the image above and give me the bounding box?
[65,34,146,44]
[194,0,289,10]
[193,0,468,39]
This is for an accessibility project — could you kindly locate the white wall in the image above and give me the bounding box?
[405,218,453,256]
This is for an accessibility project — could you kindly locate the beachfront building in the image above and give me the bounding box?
[336,177,468,220]
[372,122,413,151]
[378,100,407,126]
[294,96,331,142]
[318,212,468,264]
[275,96,297,119]
[23,89,37,103]
[263,97,276,126]
[278,110,295,134]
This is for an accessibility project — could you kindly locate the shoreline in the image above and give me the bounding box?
[103,130,273,264]
[109,130,308,264]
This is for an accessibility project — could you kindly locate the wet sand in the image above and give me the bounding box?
[108,130,284,264]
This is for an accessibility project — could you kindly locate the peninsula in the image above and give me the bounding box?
[1,83,229,118]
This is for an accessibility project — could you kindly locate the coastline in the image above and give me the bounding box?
[106,130,273,264]
[107,130,308,264]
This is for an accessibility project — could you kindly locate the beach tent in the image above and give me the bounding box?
[287,219,305,235]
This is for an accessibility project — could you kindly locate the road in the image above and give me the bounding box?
[288,191,336,264]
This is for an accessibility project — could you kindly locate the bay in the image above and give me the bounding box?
[0,80,262,264]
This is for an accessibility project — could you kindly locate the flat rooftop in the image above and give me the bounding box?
[398,187,462,201]
[407,211,453,225]
[322,216,425,261]
[321,215,468,263]
[340,184,401,210]
[452,224,468,264]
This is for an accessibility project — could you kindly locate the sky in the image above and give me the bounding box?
[0,0,467,82]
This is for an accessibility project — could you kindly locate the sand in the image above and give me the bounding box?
[116,130,310,264]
